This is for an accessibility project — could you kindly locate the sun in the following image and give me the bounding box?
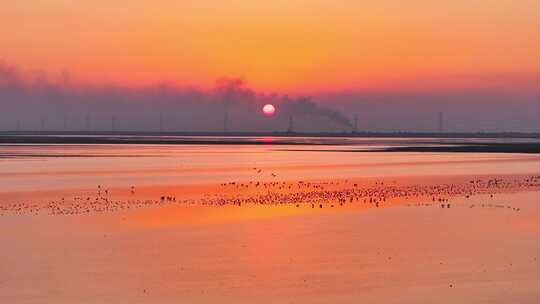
[262,104,276,116]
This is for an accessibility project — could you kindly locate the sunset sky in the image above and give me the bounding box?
[2,0,539,93]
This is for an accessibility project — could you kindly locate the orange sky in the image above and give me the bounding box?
[1,0,539,93]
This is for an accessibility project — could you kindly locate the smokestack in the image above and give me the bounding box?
[85,114,91,131]
[63,116,68,130]
[16,120,21,132]
[216,77,250,133]
[40,117,46,131]
[438,112,444,133]
[111,116,116,132]
[223,110,229,133]
[353,114,359,133]
[287,115,294,133]
[159,112,164,133]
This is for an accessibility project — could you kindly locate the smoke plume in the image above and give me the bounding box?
[1,59,539,133]
[281,96,353,129]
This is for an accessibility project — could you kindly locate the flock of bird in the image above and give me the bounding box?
[1,175,539,216]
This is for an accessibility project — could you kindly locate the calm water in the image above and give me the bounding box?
[2,137,540,304]
[2,136,540,192]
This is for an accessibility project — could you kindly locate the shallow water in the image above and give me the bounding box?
[2,139,540,192]
[1,138,540,303]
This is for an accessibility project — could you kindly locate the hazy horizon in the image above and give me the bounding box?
[1,1,539,132]
[1,60,539,133]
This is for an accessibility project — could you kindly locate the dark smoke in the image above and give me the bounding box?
[1,59,539,133]
[214,77,255,105]
[281,96,353,129]
[213,77,258,131]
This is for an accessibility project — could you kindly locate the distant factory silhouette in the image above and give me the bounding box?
[1,62,539,133]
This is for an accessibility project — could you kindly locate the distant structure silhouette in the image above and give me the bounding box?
[85,114,91,131]
[159,112,164,133]
[287,116,294,133]
[438,112,444,133]
[111,116,116,132]
[353,114,359,133]
[223,110,229,133]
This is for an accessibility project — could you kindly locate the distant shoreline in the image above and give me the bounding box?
[381,144,540,154]
[2,133,540,154]
[1,130,540,139]
[277,144,540,154]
